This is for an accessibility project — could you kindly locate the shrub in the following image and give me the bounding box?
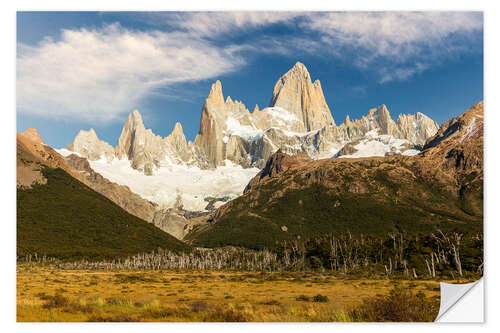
[349,287,439,322]
[42,294,70,309]
[312,294,329,303]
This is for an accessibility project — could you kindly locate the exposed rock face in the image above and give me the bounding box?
[165,122,191,163]
[420,102,484,217]
[333,105,439,157]
[152,208,190,240]
[244,102,482,203]
[269,62,335,131]
[244,149,312,192]
[63,152,211,239]
[113,110,195,174]
[187,102,483,248]
[66,128,115,162]
[115,110,166,175]
[65,62,439,175]
[193,80,255,168]
[19,127,45,145]
[398,112,440,147]
[17,130,48,188]
[17,128,84,188]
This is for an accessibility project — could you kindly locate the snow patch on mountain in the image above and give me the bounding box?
[57,148,260,212]
[57,148,82,158]
[461,117,477,143]
[402,149,421,156]
[225,116,263,140]
[338,130,415,158]
[262,107,300,127]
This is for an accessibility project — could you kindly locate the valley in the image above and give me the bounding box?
[16,63,484,322]
[55,63,444,238]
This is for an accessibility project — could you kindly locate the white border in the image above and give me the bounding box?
[2,0,498,331]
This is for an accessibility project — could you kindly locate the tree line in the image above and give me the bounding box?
[20,229,482,279]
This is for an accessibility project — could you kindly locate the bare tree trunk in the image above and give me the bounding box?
[431,253,436,278]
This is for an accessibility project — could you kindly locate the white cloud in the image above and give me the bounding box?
[17,12,483,123]
[139,11,300,37]
[299,12,483,82]
[17,23,245,122]
[160,11,482,83]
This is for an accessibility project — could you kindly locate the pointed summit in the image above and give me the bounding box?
[166,122,189,160]
[343,115,352,126]
[20,128,44,145]
[374,104,392,121]
[172,122,183,134]
[206,80,225,107]
[129,109,145,128]
[374,104,398,135]
[288,62,310,78]
[168,122,187,146]
[132,109,142,119]
[269,62,334,131]
[398,110,440,146]
[116,110,148,161]
[66,128,114,161]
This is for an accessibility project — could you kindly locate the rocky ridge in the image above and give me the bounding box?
[66,128,114,162]
[65,62,439,174]
[17,129,197,238]
[186,102,483,248]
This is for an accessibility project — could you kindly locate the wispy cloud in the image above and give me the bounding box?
[17,12,482,122]
[299,12,483,82]
[131,11,300,37]
[17,23,245,122]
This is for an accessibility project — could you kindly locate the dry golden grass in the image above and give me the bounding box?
[17,264,452,322]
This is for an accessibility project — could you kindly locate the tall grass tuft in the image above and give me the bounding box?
[349,287,439,322]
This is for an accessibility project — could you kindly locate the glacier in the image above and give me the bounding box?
[57,148,260,212]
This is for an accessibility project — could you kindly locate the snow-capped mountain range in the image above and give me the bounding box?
[59,62,439,212]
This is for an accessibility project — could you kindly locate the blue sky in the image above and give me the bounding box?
[16,11,483,148]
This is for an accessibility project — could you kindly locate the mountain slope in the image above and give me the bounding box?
[18,129,193,239]
[186,102,483,249]
[60,62,440,216]
[17,134,191,260]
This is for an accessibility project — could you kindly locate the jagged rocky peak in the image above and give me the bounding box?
[373,104,399,136]
[20,128,44,145]
[167,122,187,149]
[397,111,440,146]
[205,80,225,107]
[116,109,145,159]
[169,122,185,139]
[195,78,255,168]
[62,62,444,177]
[115,109,168,175]
[333,104,440,158]
[269,62,335,131]
[423,101,483,152]
[165,122,192,163]
[343,115,352,126]
[66,128,114,162]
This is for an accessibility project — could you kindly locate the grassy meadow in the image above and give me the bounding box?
[16,264,462,322]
